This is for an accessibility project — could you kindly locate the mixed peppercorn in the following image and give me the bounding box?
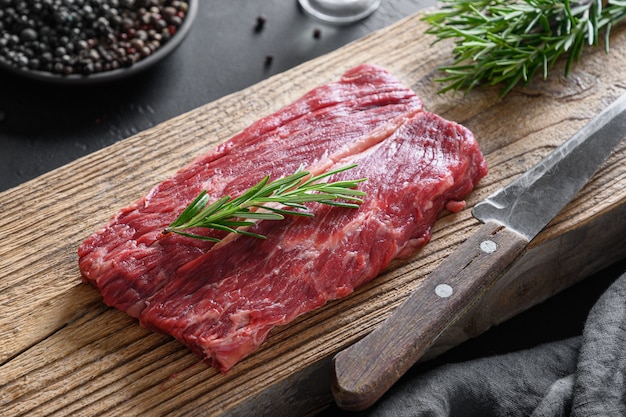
[0,0,189,76]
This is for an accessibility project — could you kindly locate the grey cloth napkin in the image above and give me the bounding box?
[353,270,626,417]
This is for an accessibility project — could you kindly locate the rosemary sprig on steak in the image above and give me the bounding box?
[163,164,367,241]
[422,0,626,97]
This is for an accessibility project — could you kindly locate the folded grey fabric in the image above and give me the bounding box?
[571,270,626,417]
[356,271,626,417]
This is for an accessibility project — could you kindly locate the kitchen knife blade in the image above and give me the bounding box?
[331,93,626,411]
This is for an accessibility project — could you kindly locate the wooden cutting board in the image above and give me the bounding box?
[1,11,625,417]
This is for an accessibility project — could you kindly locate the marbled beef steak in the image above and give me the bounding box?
[78,64,487,372]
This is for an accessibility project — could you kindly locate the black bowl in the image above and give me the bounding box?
[0,0,198,85]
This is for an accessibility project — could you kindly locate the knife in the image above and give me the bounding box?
[331,93,626,411]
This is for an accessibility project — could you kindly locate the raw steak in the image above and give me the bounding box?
[78,64,423,317]
[139,110,487,372]
[78,64,487,372]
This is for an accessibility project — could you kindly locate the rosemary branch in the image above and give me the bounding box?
[162,164,367,241]
[422,0,626,96]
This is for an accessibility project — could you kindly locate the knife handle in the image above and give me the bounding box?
[331,220,529,411]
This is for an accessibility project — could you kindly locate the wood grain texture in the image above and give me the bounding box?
[1,11,625,417]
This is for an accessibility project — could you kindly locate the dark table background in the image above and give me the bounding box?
[1,1,623,414]
[0,0,438,191]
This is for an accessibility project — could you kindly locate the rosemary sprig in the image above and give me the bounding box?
[422,0,626,97]
[163,164,367,241]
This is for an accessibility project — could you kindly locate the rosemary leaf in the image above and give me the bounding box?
[163,164,367,241]
[422,0,626,97]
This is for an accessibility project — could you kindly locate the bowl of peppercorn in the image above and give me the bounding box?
[0,0,197,84]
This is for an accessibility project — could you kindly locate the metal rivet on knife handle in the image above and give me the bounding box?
[435,284,453,298]
[480,240,498,253]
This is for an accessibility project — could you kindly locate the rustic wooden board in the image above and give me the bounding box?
[1,11,625,417]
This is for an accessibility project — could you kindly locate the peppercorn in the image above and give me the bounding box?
[254,14,266,32]
[19,28,38,43]
[0,0,190,77]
